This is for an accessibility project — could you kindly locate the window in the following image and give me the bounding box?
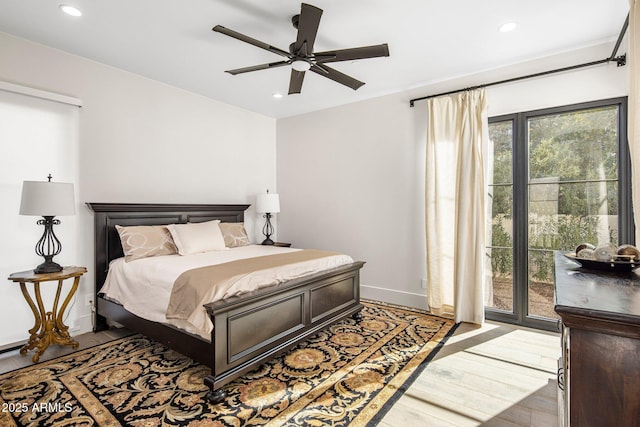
[486,97,632,330]
[0,87,80,348]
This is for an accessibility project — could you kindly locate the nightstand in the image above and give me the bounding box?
[8,266,86,363]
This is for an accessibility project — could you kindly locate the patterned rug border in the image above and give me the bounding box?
[361,298,454,320]
[362,300,460,426]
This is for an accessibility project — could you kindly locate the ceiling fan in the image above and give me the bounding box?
[212,3,390,95]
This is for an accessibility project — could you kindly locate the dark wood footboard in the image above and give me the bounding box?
[87,203,365,403]
[204,261,364,402]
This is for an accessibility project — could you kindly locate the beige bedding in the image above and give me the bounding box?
[167,249,341,320]
[100,245,354,340]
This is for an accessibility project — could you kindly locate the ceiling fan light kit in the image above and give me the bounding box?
[212,3,389,95]
[291,60,311,72]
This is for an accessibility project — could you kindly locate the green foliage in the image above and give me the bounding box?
[490,215,512,277]
[490,106,619,218]
[528,215,612,282]
[488,105,620,285]
[490,214,616,283]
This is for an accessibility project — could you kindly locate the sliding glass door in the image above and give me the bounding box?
[486,98,632,330]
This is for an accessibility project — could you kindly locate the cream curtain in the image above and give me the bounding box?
[425,89,488,324]
[629,0,640,243]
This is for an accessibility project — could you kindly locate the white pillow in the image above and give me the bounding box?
[166,220,226,255]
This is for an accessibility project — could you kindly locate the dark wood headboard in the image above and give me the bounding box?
[86,203,250,328]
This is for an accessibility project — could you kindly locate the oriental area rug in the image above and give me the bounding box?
[0,301,456,427]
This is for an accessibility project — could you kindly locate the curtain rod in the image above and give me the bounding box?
[409,13,629,107]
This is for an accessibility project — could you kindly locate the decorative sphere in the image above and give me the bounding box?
[617,244,640,260]
[594,245,617,262]
[575,243,595,254]
[577,248,595,260]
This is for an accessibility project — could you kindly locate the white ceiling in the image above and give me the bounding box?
[0,0,629,118]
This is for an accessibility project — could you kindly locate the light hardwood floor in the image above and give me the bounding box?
[0,321,560,427]
[379,321,560,427]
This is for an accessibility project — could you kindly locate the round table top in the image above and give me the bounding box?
[8,266,87,283]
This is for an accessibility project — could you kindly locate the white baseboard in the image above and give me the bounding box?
[361,284,430,311]
[0,339,27,352]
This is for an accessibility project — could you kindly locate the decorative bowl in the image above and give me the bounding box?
[564,253,640,272]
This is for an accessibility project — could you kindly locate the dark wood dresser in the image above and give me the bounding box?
[554,252,640,427]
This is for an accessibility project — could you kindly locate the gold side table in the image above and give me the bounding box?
[8,266,86,363]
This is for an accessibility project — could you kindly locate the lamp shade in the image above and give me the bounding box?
[19,181,76,216]
[256,192,280,214]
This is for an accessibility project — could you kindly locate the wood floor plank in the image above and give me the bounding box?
[428,351,555,389]
[408,374,529,421]
[417,363,551,404]
[382,397,482,426]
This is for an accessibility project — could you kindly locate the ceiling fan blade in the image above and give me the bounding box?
[314,43,390,63]
[288,70,305,94]
[226,61,290,75]
[310,64,364,90]
[293,3,323,55]
[213,25,291,58]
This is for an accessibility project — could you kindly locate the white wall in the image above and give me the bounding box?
[276,43,629,309]
[0,32,276,343]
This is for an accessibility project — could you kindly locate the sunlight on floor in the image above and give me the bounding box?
[379,321,560,427]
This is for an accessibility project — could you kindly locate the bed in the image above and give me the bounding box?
[87,203,365,403]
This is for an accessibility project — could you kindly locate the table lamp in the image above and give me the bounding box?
[19,175,75,274]
[256,189,280,245]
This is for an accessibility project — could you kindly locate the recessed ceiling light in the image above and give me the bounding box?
[272,93,283,99]
[59,4,82,17]
[499,22,517,33]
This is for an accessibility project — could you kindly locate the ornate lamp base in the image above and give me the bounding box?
[33,216,64,274]
[261,212,275,245]
[34,259,63,274]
